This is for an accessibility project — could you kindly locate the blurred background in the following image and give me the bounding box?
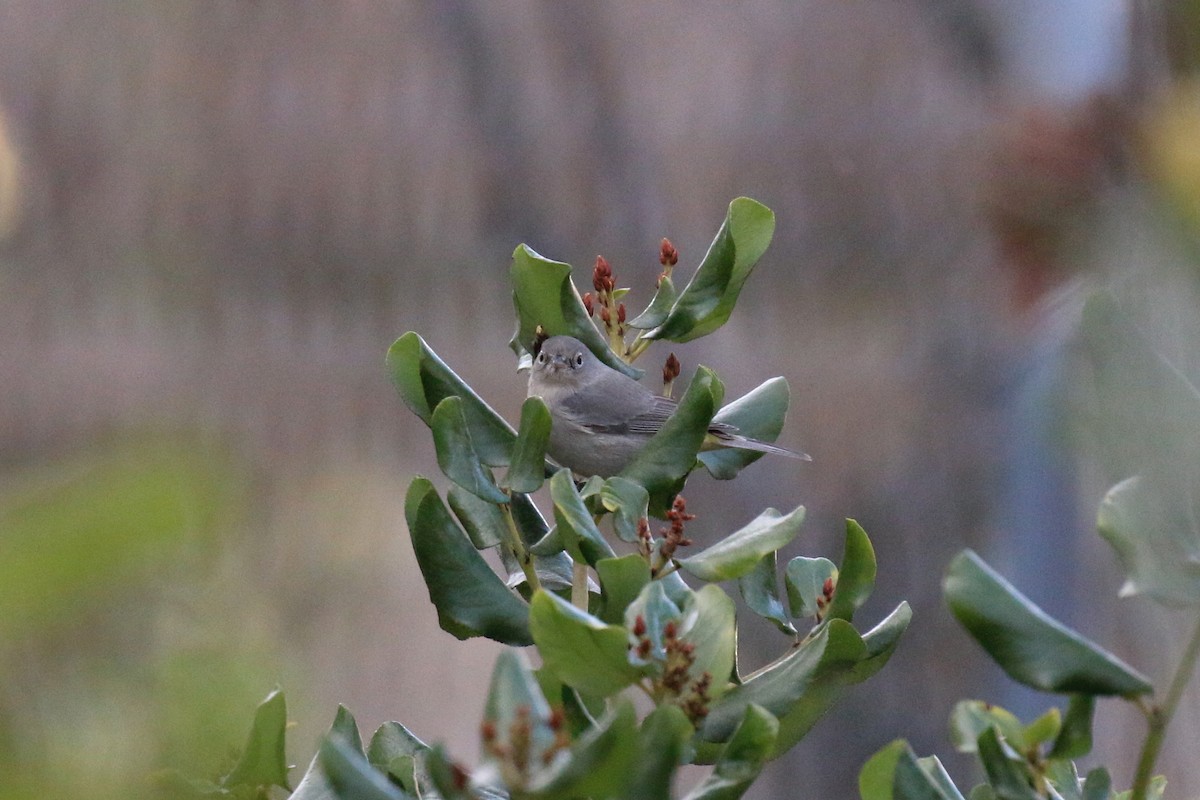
[3,2,1200,798]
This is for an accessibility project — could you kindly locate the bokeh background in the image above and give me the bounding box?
[3,2,1200,798]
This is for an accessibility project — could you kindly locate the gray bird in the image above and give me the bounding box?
[527,335,808,477]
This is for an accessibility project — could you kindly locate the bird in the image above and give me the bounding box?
[527,335,808,477]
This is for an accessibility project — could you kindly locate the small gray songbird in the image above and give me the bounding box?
[527,335,809,477]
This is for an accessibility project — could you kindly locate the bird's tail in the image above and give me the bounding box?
[707,429,811,461]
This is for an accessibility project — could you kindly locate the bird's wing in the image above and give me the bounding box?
[559,390,676,436]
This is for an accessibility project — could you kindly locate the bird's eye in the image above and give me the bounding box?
[536,351,546,364]
[574,353,584,367]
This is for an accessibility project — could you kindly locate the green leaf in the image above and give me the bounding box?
[319,737,413,800]
[619,366,722,516]
[943,550,1152,696]
[624,705,694,800]
[1097,476,1200,607]
[447,486,506,549]
[680,505,806,583]
[826,519,877,622]
[1022,708,1061,748]
[645,198,776,342]
[859,740,962,800]
[701,618,863,744]
[976,727,1039,800]
[290,706,366,800]
[506,397,553,493]
[525,701,639,800]
[222,688,291,791]
[509,244,641,378]
[738,552,796,635]
[405,478,532,645]
[627,275,678,330]
[387,332,516,465]
[698,377,791,480]
[600,477,650,543]
[949,701,1026,755]
[530,590,643,696]
[596,555,651,624]
[766,602,912,758]
[366,721,428,791]
[682,705,778,800]
[1045,761,1084,800]
[423,745,475,800]
[431,396,508,504]
[785,556,838,620]
[1082,768,1112,800]
[680,585,738,700]
[550,469,615,566]
[1048,695,1095,760]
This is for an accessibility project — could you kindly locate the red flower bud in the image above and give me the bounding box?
[633,615,646,637]
[660,238,679,267]
[600,306,611,324]
[583,292,594,316]
[823,577,835,598]
[593,255,611,293]
[664,620,677,640]
[617,303,626,323]
[663,353,681,383]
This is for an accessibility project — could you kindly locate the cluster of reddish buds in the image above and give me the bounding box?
[657,496,695,567]
[636,517,653,560]
[583,255,627,348]
[481,704,571,788]
[662,352,681,397]
[814,576,836,621]
[629,613,712,723]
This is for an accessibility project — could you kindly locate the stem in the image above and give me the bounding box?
[501,503,540,593]
[1130,613,1200,800]
[571,560,589,610]
[627,336,652,362]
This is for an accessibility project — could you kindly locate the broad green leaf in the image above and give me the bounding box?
[698,377,791,480]
[366,721,428,791]
[682,704,778,800]
[738,552,796,634]
[767,602,912,758]
[949,701,1026,755]
[447,486,505,549]
[976,727,1039,800]
[619,366,722,516]
[627,275,677,330]
[826,519,877,622]
[680,585,738,700]
[512,491,551,545]
[431,396,508,504]
[508,244,640,378]
[506,397,553,493]
[1045,761,1084,800]
[222,688,291,791]
[290,706,365,800]
[700,618,864,744]
[600,477,650,543]
[525,702,639,800]
[1097,476,1200,607]
[387,332,516,465]
[596,555,651,624]
[319,737,413,800]
[1022,708,1061,748]
[860,740,961,800]
[1049,695,1095,760]
[943,550,1152,696]
[423,745,475,800]
[405,478,532,645]
[624,706,694,800]
[680,505,806,583]
[645,198,776,342]
[550,469,615,565]
[530,590,642,696]
[1082,768,1112,800]
[625,580,684,665]
[785,556,837,620]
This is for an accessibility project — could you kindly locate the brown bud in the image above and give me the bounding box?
[633,615,647,637]
[637,638,652,658]
[823,577,835,598]
[664,620,677,640]
[617,303,626,324]
[548,707,566,731]
[593,255,611,293]
[600,306,611,324]
[660,237,679,267]
[481,720,497,741]
[583,292,594,316]
[663,353,681,384]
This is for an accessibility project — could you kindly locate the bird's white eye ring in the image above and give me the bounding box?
[574,353,584,367]
[536,351,546,364]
